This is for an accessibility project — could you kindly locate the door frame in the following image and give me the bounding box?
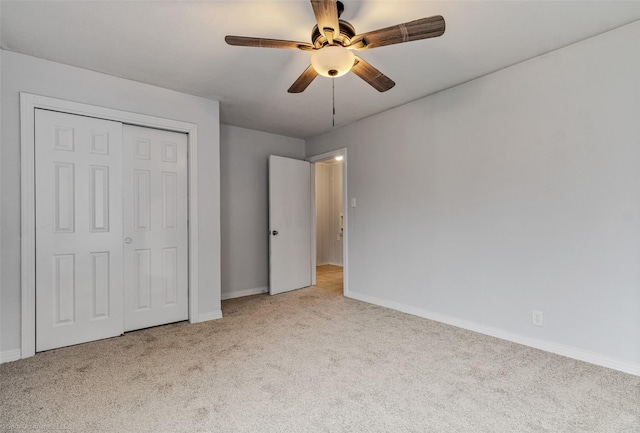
[306,148,348,295]
[20,92,200,358]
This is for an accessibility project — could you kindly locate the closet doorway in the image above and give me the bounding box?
[34,109,188,352]
[20,93,201,359]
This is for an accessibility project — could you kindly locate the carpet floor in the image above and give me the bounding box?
[1,286,639,433]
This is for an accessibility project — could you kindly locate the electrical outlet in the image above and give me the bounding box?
[532,310,544,327]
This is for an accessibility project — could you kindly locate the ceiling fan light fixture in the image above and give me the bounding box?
[311,45,355,78]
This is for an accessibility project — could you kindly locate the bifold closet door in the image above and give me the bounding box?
[35,109,124,352]
[122,125,188,332]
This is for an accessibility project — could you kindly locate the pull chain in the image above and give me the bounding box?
[332,78,335,127]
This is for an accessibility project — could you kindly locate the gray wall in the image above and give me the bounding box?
[306,22,640,372]
[0,50,221,356]
[220,124,305,299]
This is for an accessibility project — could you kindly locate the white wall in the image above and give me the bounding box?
[316,161,343,266]
[0,50,221,358]
[305,22,640,374]
[220,124,305,300]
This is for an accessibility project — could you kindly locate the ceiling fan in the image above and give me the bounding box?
[225,0,445,93]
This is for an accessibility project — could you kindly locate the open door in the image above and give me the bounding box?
[269,155,312,295]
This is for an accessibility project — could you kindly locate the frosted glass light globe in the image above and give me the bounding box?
[311,45,355,78]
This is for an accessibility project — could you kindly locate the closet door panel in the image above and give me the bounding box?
[35,109,124,351]
[123,125,188,331]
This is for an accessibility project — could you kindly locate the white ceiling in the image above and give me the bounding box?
[2,1,639,139]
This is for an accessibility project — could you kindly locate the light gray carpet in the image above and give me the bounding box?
[1,286,639,433]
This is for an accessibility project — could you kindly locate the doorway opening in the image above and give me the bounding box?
[308,148,347,295]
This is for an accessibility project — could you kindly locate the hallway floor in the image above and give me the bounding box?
[315,265,343,294]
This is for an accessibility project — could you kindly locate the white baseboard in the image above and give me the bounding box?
[196,310,223,322]
[347,291,640,377]
[0,349,22,364]
[221,286,268,300]
[316,262,343,267]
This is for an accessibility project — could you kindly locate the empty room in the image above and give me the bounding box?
[1,1,639,432]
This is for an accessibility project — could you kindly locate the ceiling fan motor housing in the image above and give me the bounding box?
[311,20,356,48]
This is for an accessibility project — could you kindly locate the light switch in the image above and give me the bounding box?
[350,198,357,208]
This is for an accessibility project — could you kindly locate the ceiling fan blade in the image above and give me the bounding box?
[225,36,314,51]
[311,0,340,41]
[288,65,319,93]
[349,15,445,50]
[351,57,395,92]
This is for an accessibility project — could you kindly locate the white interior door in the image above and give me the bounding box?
[123,125,188,331]
[35,109,124,351]
[269,155,312,295]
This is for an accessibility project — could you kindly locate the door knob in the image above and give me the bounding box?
[271,230,278,236]
[125,237,133,244]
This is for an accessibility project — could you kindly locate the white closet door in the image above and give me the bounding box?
[123,125,188,331]
[35,109,124,351]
